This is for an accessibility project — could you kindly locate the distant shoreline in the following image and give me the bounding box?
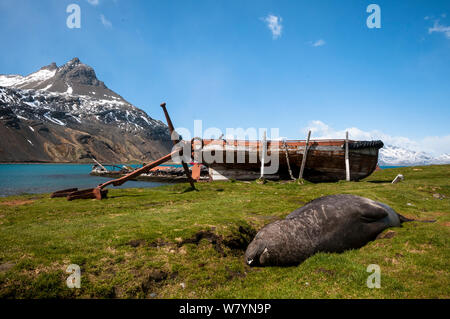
[0,161,181,165]
[0,162,91,165]
[1,162,404,166]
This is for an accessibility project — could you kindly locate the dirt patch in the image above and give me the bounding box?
[140,269,177,297]
[225,266,246,281]
[408,249,426,254]
[377,230,396,240]
[179,225,257,257]
[127,239,147,248]
[0,200,35,206]
[222,225,257,250]
[148,239,170,248]
[179,230,225,256]
[127,238,170,248]
[0,262,15,273]
[384,257,400,265]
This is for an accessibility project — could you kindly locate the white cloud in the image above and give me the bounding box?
[87,0,99,5]
[263,14,282,39]
[302,120,450,156]
[428,20,450,39]
[100,14,112,28]
[311,39,326,47]
[424,16,430,20]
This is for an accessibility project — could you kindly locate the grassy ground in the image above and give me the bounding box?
[0,165,449,299]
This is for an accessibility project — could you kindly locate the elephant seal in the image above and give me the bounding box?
[245,194,412,267]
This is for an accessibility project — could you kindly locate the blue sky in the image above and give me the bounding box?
[0,0,449,154]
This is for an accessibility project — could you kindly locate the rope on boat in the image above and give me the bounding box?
[283,141,296,180]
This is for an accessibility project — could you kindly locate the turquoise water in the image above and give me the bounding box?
[0,164,167,197]
[0,164,405,197]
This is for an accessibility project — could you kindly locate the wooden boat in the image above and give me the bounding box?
[193,139,384,182]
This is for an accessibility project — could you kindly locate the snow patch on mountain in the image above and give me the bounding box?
[0,69,56,89]
[379,145,450,166]
[0,86,166,133]
[0,75,24,87]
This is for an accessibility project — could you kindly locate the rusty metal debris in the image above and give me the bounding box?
[51,103,195,201]
[160,102,196,190]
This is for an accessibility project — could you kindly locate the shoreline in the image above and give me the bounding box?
[0,163,170,197]
[0,161,181,165]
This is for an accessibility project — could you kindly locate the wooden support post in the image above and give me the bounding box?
[283,140,295,180]
[298,130,311,180]
[345,131,351,181]
[260,130,267,179]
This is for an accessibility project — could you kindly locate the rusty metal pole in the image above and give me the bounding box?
[160,102,178,140]
[298,130,311,180]
[160,102,196,190]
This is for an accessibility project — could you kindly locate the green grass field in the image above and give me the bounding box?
[0,165,449,299]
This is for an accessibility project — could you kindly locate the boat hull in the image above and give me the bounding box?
[194,139,382,182]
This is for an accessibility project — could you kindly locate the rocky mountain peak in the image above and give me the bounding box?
[0,58,123,101]
[56,58,106,89]
[0,59,172,163]
[40,62,58,71]
[68,57,81,65]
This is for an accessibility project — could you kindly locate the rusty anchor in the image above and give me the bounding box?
[50,103,196,201]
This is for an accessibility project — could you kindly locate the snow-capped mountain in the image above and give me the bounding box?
[379,145,450,166]
[433,153,450,164]
[0,58,171,163]
[0,58,124,100]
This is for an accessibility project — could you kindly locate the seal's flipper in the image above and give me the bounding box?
[398,214,415,223]
[359,206,388,223]
[398,214,436,223]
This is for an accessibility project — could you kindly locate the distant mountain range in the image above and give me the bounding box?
[0,58,171,163]
[379,145,450,166]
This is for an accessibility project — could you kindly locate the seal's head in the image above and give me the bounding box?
[245,239,267,267]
